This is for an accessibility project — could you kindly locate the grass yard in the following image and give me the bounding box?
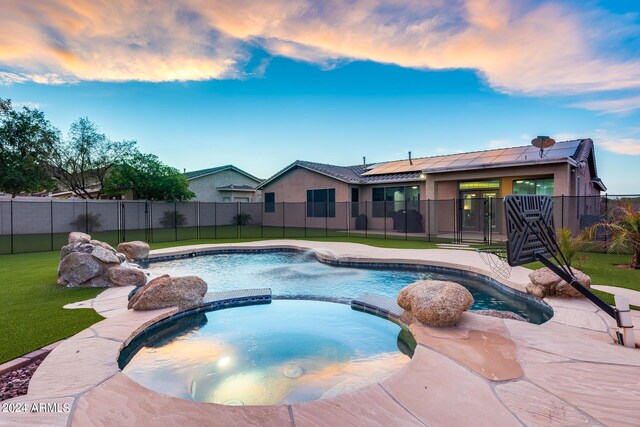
[0,236,638,364]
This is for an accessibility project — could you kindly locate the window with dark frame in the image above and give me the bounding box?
[372,186,420,218]
[351,188,359,217]
[264,192,275,213]
[306,188,336,217]
[512,178,554,196]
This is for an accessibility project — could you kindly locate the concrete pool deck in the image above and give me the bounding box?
[3,240,640,426]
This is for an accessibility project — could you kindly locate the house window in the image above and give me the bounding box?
[264,192,275,213]
[372,186,420,217]
[223,196,231,202]
[513,178,554,196]
[306,188,336,217]
[351,188,359,217]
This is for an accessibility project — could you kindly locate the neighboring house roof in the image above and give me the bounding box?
[184,165,262,183]
[258,139,605,189]
[216,184,256,192]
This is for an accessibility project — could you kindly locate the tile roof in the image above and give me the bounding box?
[184,165,261,182]
[216,184,256,191]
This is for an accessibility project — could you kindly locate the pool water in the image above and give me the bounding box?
[145,251,550,323]
[121,300,414,406]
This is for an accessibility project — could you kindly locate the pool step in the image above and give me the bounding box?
[351,295,404,319]
[202,288,272,309]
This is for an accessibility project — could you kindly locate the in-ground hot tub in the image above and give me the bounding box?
[119,300,415,406]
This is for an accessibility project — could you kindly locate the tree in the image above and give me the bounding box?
[591,201,640,269]
[50,117,135,199]
[0,99,59,197]
[103,151,194,201]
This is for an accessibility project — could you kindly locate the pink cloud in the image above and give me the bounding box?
[0,0,639,101]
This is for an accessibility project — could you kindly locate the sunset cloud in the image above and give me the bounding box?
[572,96,640,114]
[1,0,639,102]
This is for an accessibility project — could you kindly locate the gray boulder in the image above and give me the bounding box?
[129,275,207,311]
[527,267,591,298]
[91,246,120,264]
[106,266,147,287]
[397,280,474,327]
[58,252,103,287]
[117,241,150,261]
[90,240,116,253]
[68,232,91,244]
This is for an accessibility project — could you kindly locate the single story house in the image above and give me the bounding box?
[185,165,262,203]
[257,139,606,237]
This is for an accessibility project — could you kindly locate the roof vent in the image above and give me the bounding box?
[409,151,413,165]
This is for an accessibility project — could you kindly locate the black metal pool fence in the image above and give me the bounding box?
[0,195,638,254]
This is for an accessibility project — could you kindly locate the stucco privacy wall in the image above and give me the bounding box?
[188,169,261,203]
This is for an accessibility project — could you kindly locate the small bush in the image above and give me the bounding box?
[159,210,187,227]
[232,213,252,226]
[70,213,101,232]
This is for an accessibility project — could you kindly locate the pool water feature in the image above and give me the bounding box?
[121,300,414,406]
[144,251,550,323]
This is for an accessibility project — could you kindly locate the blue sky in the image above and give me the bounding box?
[1,0,640,193]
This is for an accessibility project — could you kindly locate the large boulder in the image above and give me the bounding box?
[128,275,207,311]
[58,252,104,287]
[397,280,474,327]
[117,241,150,261]
[68,232,91,244]
[91,246,120,264]
[60,242,95,260]
[527,267,591,298]
[90,239,116,253]
[106,266,147,287]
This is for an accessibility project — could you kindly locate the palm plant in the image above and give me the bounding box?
[591,201,640,269]
[556,227,589,268]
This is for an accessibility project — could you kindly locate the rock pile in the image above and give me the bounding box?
[128,274,207,311]
[0,358,42,402]
[527,267,592,298]
[57,232,148,288]
[397,280,474,327]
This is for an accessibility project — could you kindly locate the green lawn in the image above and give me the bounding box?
[1,236,638,364]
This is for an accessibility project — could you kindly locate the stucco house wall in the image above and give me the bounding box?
[188,169,261,203]
[261,167,350,228]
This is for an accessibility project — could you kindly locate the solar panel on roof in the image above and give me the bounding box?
[442,158,475,168]
[545,148,577,158]
[489,154,521,163]
[466,156,499,165]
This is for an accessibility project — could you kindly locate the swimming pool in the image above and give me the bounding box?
[121,300,414,406]
[144,250,550,323]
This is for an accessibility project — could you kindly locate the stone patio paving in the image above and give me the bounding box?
[3,241,639,426]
